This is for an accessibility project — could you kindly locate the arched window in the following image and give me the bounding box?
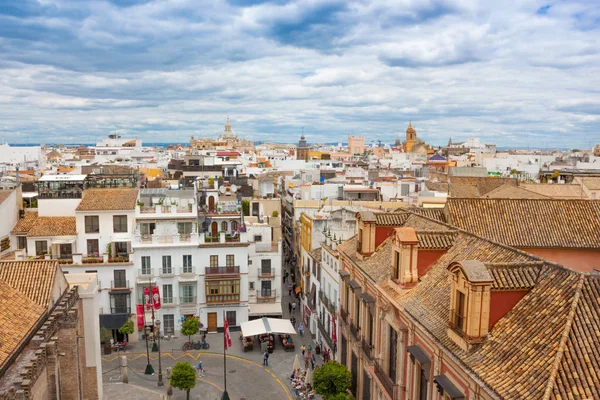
[231,221,238,231]
[221,221,228,232]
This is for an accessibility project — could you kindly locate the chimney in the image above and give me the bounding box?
[391,227,419,287]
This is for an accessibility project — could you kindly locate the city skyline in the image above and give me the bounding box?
[0,0,598,148]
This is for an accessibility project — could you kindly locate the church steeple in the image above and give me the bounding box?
[405,122,416,152]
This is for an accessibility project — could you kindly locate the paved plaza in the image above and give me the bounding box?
[102,269,322,399]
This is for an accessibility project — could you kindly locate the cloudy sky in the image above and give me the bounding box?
[0,0,598,148]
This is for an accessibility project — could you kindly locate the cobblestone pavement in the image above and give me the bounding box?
[102,265,323,399]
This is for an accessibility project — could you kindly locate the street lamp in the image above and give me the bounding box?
[144,325,155,375]
[156,319,164,387]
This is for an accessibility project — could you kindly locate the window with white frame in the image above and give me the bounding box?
[141,256,151,275]
[182,255,193,273]
[162,255,172,274]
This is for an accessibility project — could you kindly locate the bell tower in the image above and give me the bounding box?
[405,122,416,152]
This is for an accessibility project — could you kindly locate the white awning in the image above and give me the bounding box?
[240,317,295,337]
[22,192,38,198]
[248,302,283,317]
[52,238,76,245]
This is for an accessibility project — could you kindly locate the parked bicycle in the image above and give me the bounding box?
[182,340,210,351]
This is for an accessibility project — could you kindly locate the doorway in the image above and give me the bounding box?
[207,312,218,332]
[211,222,218,237]
[208,195,215,211]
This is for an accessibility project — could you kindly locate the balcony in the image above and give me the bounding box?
[258,267,275,279]
[180,295,197,305]
[110,307,131,314]
[51,255,73,265]
[206,265,239,276]
[257,289,276,302]
[361,336,373,360]
[110,280,130,291]
[137,268,156,283]
[206,293,240,304]
[374,360,398,399]
[179,266,196,275]
[319,290,337,314]
[160,267,175,277]
[317,318,335,350]
[162,297,177,307]
[349,321,360,340]
[340,307,348,324]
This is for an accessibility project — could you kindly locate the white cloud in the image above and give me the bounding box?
[0,0,597,148]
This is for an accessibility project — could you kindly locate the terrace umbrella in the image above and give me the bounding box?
[305,366,313,386]
[293,354,302,371]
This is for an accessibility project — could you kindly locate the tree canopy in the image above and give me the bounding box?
[171,362,196,399]
[181,317,199,342]
[313,361,352,398]
[118,320,134,336]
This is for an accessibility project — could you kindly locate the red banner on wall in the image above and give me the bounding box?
[143,287,152,310]
[152,286,161,310]
[136,304,144,329]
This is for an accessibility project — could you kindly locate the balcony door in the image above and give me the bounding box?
[261,280,272,297]
[211,222,218,236]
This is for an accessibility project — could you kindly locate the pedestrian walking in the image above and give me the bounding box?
[307,344,312,356]
[263,350,269,366]
[288,302,292,314]
[301,344,306,356]
[304,356,309,370]
[196,360,204,377]
[310,356,315,370]
[291,316,296,329]
[298,323,304,336]
[292,301,296,314]
[288,283,292,295]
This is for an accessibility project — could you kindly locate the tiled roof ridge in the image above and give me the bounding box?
[484,261,545,267]
[541,273,585,400]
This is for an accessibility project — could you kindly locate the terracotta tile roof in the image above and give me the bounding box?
[27,217,77,237]
[416,231,458,249]
[551,274,600,400]
[449,184,480,198]
[486,262,542,289]
[465,265,582,399]
[0,260,59,307]
[409,207,447,222]
[76,188,138,211]
[310,247,322,262]
[480,185,549,199]
[11,212,38,234]
[338,236,393,283]
[424,182,449,193]
[0,280,45,371]
[0,190,13,205]
[520,183,587,199]
[374,213,410,226]
[445,199,600,249]
[403,213,451,231]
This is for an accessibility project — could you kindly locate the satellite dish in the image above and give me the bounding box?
[219,186,226,194]
[230,184,237,193]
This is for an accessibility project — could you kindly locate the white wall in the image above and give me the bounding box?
[38,198,81,217]
[76,210,135,256]
[0,190,18,245]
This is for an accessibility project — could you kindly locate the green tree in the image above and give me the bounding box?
[510,169,518,176]
[171,362,196,400]
[241,200,250,216]
[118,320,134,339]
[271,210,279,217]
[313,361,352,399]
[181,317,199,343]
